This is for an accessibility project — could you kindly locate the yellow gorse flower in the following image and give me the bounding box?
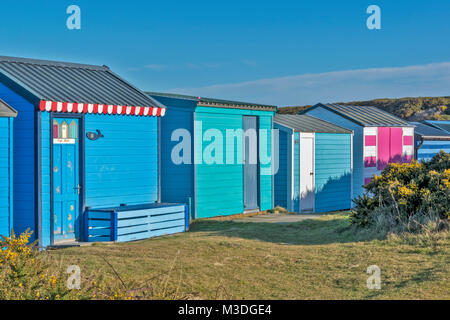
[397,185,413,198]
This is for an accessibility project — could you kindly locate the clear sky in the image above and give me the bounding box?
[0,0,449,106]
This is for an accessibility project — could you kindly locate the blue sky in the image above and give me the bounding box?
[0,0,449,106]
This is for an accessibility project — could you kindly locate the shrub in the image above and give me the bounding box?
[267,206,289,214]
[426,150,450,172]
[350,152,450,233]
[0,230,97,300]
[0,230,188,300]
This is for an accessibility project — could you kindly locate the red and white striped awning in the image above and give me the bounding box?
[39,100,166,117]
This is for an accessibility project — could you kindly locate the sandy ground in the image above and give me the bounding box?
[232,213,327,223]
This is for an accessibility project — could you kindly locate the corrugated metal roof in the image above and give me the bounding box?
[0,56,162,108]
[146,91,277,112]
[303,103,411,127]
[274,114,353,134]
[423,120,450,133]
[0,98,17,117]
[437,123,450,132]
[411,122,450,140]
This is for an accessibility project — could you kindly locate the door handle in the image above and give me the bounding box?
[310,172,314,175]
[74,184,81,195]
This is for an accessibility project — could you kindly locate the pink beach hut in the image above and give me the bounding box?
[301,104,414,199]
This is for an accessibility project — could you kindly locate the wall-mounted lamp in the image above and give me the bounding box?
[86,130,104,141]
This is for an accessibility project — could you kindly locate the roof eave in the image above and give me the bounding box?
[147,92,277,111]
[0,68,42,106]
[417,135,450,141]
[0,100,18,118]
[363,124,415,128]
[197,102,277,112]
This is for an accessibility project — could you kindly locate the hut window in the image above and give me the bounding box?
[61,121,69,139]
[364,135,377,146]
[53,120,60,138]
[403,136,413,146]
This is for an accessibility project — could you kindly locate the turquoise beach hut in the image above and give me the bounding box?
[147,92,277,219]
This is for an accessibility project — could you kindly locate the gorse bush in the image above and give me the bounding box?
[0,230,188,300]
[0,230,102,300]
[426,149,450,172]
[350,151,450,233]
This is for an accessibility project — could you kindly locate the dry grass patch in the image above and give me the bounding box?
[45,213,450,299]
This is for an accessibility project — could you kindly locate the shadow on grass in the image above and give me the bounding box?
[189,215,387,245]
[393,266,441,290]
[364,265,440,299]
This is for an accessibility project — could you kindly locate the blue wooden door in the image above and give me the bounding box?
[52,118,80,241]
[243,116,258,211]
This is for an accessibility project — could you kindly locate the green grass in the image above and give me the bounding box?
[45,213,450,299]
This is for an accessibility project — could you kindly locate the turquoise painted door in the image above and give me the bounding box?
[52,118,80,241]
[243,116,258,210]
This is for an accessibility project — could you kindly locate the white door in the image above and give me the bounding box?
[300,134,315,212]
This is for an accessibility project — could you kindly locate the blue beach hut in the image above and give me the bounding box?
[422,120,450,134]
[274,115,353,213]
[411,122,450,161]
[0,56,187,248]
[0,99,17,237]
[147,92,277,219]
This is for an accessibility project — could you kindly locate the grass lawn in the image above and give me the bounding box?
[45,212,450,299]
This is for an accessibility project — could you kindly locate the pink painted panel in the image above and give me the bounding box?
[365,135,377,146]
[364,178,373,185]
[390,128,403,163]
[377,127,390,170]
[53,124,59,138]
[364,156,376,167]
[403,136,413,146]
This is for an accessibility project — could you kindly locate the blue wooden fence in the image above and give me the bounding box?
[84,203,188,242]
